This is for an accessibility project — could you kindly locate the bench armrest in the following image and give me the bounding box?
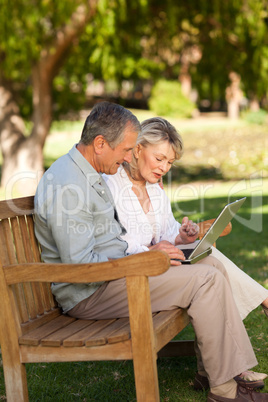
[197,219,232,239]
[3,250,170,285]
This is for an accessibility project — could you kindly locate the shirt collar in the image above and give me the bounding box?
[68,144,101,186]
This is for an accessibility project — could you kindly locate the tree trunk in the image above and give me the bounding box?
[249,97,260,112]
[0,85,43,196]
[0,66,51,197]
[225,72,243,119]
[0,2,97,197]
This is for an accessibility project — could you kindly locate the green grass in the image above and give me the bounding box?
[0,116,267,400]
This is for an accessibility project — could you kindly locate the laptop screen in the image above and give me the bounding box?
[189,197,246,259]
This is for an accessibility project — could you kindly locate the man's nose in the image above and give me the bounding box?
[124,151,132,163]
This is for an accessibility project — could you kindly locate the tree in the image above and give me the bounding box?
[0,0,154,196]
[0,0,97,195]
[1,0,268,197]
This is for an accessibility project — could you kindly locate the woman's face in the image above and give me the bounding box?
[135,141,176,183]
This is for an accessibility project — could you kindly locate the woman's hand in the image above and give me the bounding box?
[149,240,185,266]
[176,217,199,245]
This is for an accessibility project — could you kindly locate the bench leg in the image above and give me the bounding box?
[0,269,29,401]
[127,276,160,402]
[3,360,28,402]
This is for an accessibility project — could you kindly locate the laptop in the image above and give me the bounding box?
[175,197,246,264]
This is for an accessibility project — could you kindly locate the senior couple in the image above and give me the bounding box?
[35,101,268,402]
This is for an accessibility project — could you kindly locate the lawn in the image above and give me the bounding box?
[0,114,267,400]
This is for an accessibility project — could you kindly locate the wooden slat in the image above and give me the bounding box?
[63,319,116,347]
[26,215,55,311]
[2,218,17,264]
[20,340,133,363]
[19,315,76,346]
[20,308,61,335]
[18,216,35,263]
[26,215,41,263]
[107,320,131,344]
[0,196,34,219]
[154,309,190,352]
[11,216,38,320]
[0,221,10,266]
[18,217,41,317]
[41,319,94,347]
[153,310,184,332]
[86,317,130,347]
[1,218,29,323]
[17,215,47,316]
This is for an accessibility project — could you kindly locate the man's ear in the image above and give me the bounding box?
[93,135,106,154]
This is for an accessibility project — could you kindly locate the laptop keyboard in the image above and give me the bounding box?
[182,248,194,259]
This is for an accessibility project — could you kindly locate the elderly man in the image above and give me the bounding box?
[35,102,267,402]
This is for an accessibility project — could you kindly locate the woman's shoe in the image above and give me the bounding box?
[263,305,268,318]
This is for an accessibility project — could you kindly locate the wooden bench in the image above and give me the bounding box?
[0,195,231,401]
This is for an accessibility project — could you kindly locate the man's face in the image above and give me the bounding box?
[100,123,138,175]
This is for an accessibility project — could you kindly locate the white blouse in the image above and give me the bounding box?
[106,168,268,321]
[103,166,181,255]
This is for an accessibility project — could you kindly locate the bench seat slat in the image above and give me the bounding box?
[19,315,76,346]
[41,319,95,347]
[20,308,61,335]
[153,310,183,332]
[63,319,116,347]
[106,321,131,344]
[85,317,130,347]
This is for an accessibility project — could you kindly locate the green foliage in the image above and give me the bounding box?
[1,0,268,123]
[148,80,196,118]
[241,109,268,125]
[0,0,82,80]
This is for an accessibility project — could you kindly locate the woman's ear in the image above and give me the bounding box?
[134,144,141,159]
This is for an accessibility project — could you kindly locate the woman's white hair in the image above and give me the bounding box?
[124,117,183,177]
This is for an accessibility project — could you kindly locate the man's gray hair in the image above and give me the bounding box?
[80,101,140,148]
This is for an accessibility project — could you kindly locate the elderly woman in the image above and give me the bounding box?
[103,117,268,391]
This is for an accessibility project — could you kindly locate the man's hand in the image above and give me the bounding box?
[176,217,199,245]
[149,240,185,266]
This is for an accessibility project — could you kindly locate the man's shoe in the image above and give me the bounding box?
[193,373,209,390]
[234,374,265,390]
[194,373,265,391]
[207,385,268,401]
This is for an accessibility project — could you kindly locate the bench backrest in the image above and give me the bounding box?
[0,196,58,335]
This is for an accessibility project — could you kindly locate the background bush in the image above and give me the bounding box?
[148,79,196,118]
[241,109,268,125]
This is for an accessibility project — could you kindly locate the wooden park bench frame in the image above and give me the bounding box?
[0,195,231,402]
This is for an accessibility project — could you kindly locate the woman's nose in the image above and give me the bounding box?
[161,161,169,172]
